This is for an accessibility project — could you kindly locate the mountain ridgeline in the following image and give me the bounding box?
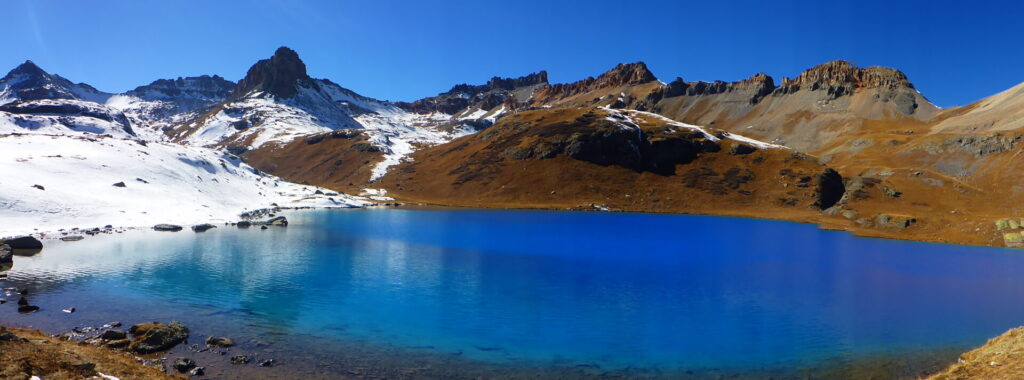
[5,47,1024,247]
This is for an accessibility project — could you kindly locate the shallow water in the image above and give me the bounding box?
[3,208,1024,378]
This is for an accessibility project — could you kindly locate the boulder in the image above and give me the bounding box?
[112,181,127,188]
[3,236,43,250]
[191,224,217,233]
[105,339,130,349]
[153,224,183,232]
[100,329,127,340]
[266,216,288,226]
[173,357,197,372]
[236,221,252,228]
[0,244,11,263]
[128,321,190,354]
[230,354,251,365]
[17,305,39,313]
[205,336,235,347]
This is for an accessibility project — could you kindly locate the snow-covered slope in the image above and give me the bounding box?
[0,61,112,105]
[0,99,137,138]
[0,133,368,237]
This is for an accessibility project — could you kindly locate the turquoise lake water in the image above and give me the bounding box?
[3,208,1024,378]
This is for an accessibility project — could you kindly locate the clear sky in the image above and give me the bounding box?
[1,0,1021,107]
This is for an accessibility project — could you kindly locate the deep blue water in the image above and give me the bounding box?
[4,208,1024,377]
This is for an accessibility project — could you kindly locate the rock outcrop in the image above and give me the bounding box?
[2,236,43,250]
[396,71,549,115]
[231,47,315,100]
[128,322,189,354]
[534,62,657,102]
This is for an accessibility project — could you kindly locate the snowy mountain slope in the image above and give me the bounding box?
[0,61,112,105]
[0,98,137,138]
[0,133,368,237]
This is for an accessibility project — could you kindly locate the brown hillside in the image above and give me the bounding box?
[378,107,844,221]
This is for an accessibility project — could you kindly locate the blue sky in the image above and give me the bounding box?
[1,0,1021,107]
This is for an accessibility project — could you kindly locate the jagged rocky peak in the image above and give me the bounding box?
[779,60,913,92]
[231,46,315,100]
[128,75,236,100]
[597,62,657,87]
[1,60,85,102]
[397,71,550,114]
[659,72,776,100]
[483,71,549,90]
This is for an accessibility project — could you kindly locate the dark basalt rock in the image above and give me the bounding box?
[730,143,758,155]
[173,357,197,372]
[100,329,127,340]
[231,46,313,100]
[153,224,183,232]
[17,305,39,313]
[191,223,216,232]
[231,354,251,365]
[236,221,252,228]
[813,168,845,210]
[128,321,190,354]
[0,244,11,263]
[112,181,126,188]
[3,236,42,250]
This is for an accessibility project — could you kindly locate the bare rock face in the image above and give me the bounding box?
[535,62,657,102]
[396,71,549,115]
[649,73,776,105]
[231,46,314,100]
[775,60,914,97]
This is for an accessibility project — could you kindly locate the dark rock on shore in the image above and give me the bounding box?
[3,236,43,250]
[0,244,11,263]
[128,321,189,354]
[152,224,183,232]
[266,216,288,226]
[60,235,84,242]
[230,354,251,364]
[173,357,197,372]
[17,305,39,313]
[237,221,252,228]
[191,223,216,232]
[100,329,127,340]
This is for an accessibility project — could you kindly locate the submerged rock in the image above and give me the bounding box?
[152,224,183,232]
[230,354,251,365]
[266,216,288,226]
[17,305,39,313]
[128,321,189,354]
[60,235,84,242]
[205,336,235,347]
[173,357,197,372]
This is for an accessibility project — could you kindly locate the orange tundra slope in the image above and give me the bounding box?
[378,106,846,223]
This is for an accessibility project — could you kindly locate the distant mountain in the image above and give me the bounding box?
[0,60,111,105]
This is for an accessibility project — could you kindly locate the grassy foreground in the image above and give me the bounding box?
[929,326,1024,380]
[0,326,178,380]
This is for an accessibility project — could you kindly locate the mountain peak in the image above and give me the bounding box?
[782,60,913,90]
[5,60,50,81]
[231,46,313,100]
[598,62,657,86]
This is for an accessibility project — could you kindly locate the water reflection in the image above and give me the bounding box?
[2,208,1024,375]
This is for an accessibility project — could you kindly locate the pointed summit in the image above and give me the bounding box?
[231,46,315,100]
[6,60,48,79]
[596,62,657,87]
